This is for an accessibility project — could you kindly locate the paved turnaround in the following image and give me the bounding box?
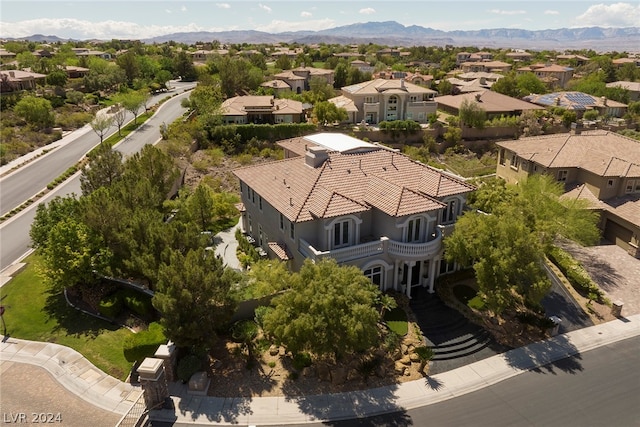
[1,314,639,426]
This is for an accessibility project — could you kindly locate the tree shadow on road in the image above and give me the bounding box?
[503,333,583,375]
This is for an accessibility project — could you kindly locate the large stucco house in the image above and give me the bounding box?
[233,133,475,297]
[496,129,640,258]
[328,78,437,125]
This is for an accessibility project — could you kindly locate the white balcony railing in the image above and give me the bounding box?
[387,232,442,259]
[298,227,444,263]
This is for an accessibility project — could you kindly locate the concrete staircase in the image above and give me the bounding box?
[410,290,493,361]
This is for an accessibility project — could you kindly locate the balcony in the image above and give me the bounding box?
[363,102,380,111]
[298,227,443,264]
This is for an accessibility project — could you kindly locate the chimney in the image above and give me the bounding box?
[475,93,482,102]
[9,71,15,77]
[601,96,607,106]
[400,78,405,89]
[305,146,329,168]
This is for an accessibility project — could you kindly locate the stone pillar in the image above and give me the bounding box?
[611,301,624,317]
[137,357,169,411]
[154,341,177,383]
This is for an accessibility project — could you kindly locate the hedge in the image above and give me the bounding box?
[98,292,124,318]
[122,322,167,363]
[547,246,603,300]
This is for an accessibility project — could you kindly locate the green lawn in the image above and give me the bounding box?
[1,255,133,380]
[384,307,408,336]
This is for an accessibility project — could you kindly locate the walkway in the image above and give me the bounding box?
[3,315,638,426]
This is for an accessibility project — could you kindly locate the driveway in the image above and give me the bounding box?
[556,240,640,316]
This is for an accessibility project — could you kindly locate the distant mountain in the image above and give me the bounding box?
[142,21,640,50]
[8,21,640,51]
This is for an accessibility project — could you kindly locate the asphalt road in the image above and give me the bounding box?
[0,84,194,271]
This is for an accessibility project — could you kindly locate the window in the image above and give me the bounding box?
[364,265,383,288]
[289,221,295,239]
[258,225,263,247]
[333,220,350,248]
[279,213,284,231]
[499,149,506,165]
[607,179,614,188]
[439,260,455,275]
[259,195,263,211]
[248,214,253,233]
[510,154,520,170]
[521,160,529,172]
[626,179,635,193]
[410,95,418,102]
[558,170,568,182]
[365,96,375,103]
[407,218,422,242]
[442,200,458,223]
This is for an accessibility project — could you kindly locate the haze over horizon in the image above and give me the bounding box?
[2,1,640,41]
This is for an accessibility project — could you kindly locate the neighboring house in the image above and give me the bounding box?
[190,50,215,62]
[63,65,90,79]
[233,132,476,297]
[612,57,640,68]
[0,69,46,92]
[71,48,111,60]
[446,77,493,93]
[505,51,533,62]
[260,79,292,95]
[0,49,17,59]
[524,91,627,118]
[496,129,640,258]
[350,60,375,74]
[461,61,511,73]
[220,95,304,124]
[272,67,334,94]
[556,54,590,66]
[328,78,437,124]
[436,90,545,119]
[606,81,640,102]
[517,64,574,89]
[456,51,493,65]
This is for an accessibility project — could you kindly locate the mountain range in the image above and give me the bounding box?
[12,21,640,51]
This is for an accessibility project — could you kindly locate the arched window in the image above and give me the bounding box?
[363,265,384,288]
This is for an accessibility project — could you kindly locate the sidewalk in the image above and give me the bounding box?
[151,314,640,425]
[3,315,638,426]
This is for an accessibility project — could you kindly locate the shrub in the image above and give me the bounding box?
[122,322,166,363]
[177,354,203,383]
[254,305,272,329]
[547,247,603,301]
[292,352,312,371]
[98,292,124,318]
[231,320,258,343]
[119,289,154,317]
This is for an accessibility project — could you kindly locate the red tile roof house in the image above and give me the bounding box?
[496,130,640,258]
[233,133,476,297]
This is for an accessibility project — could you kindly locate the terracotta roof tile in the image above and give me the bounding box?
[234,135,475,223]
[268,242,292,260]
[497,131,640,178]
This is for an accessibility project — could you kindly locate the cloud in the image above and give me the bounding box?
[255,18,336,33]
[359,8,376,15]
[181,5,187,12]
[574,2,640,27]
[216,3,230,8]
[301,11,312,18]
[258,3,272,13]
[544,10,560,15]
[0,18,218,40]
[489,9,526,16]
[165,9,171,14]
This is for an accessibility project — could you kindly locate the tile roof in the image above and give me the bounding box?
[497,131,640,178]
[436,90,545,113]
[606,81,640,92]
[235,136,474,222]
[341,78,436,95]
[563,184,640,227]
[268,242,293,260]
[220,96,303,116]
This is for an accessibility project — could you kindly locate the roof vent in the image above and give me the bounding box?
[305,146,329,168]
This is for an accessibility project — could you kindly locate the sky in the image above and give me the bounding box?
[1,1,639,40]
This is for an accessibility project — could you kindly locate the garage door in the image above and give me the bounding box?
[603,219,632,251]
